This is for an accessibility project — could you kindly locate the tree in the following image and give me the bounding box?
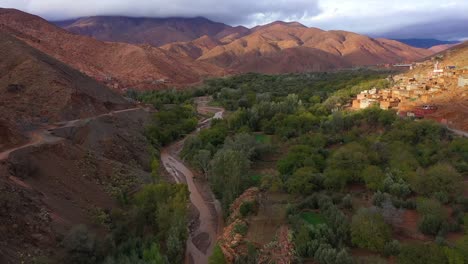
[286,167,323,195]
[398,243,447,264]
[223,133,258,159]
[324,143,369,189]
[443,247,464,264]
[362,165,385,191]
[294,225,312,257]
[415,163,463,199]
[209,149,250,210]
[143,243,167,264]
[351,209,391,252]
[209,244,226,264]
[416,198,447,236]
[277,145,322,175]
[193,149,211,179]
[63,225,97,264]
[335,249,353,264]
[151,158,160,183]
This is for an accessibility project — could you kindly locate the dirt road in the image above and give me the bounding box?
[0,107,145,161]
[161,97,224,264]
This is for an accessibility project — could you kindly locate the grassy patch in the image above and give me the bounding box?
[300,212,326,225]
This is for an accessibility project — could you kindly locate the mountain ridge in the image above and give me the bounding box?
[0,8,228,90]
[1,8,435,89]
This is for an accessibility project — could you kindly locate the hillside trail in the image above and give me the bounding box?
[0,107,145,161]
[161,96,224,264]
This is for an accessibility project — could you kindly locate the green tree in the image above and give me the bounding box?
[209,244,226,264]
[416,198,447,236]
[63,225,97,264]
[443,247,464,264]
[324,143,369,188]
[415,163,463,199]
[143,243,167,264]
[351,209,391,252]
[362,165,385,191]
[398,243,447,264]
[286,167,323,195]
[151,158,160,183]
[193,149,211,179]
[209,149,250,210]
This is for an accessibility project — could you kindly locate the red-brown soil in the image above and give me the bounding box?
[0,30,131,129]
[161,35,223,59]
[0,8,228,91]
[429,43,460,53]
[0,108,153,263]
[43,11,437,82]
[55,16,232,47]
[197,22,433,74]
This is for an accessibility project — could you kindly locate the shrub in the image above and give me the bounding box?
[383,240,400,256]
[62,225,98,264]
[208,244,226,264]
[415,163,463,199]
[240,201,257,218]
[419,214,444,236]
[362,165,386,191]
[233,223,248,236]
[416,198,447,236]
[351,209,391,252]
[398,243,447,264]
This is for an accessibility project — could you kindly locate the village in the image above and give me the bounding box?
[352,61,468,119]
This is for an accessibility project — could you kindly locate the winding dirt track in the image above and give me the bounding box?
[0,107,144,161]
[161,97,224,264]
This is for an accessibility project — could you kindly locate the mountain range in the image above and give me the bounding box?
[0,8,453,92]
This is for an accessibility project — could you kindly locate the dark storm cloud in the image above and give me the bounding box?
[0,0,322,25]
[377,19,468,41]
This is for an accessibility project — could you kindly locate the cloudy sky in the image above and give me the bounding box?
[1,0,467,40]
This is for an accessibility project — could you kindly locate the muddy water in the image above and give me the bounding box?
[161,99,224,264]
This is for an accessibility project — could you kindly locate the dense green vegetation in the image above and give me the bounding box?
[174,71,468,263]
[82,71,467,264]
[63,183,189,264]
[145,104,198,147]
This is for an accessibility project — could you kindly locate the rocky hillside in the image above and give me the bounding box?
[196,22,433,74]
[55,16,234,46]
[0,30,131,134]
[52,13,436,79]
[0,8,228,90]
[0,108,154,263]
[0,14,157,263]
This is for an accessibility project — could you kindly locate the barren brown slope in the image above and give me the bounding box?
[0,9,227,90]
[0,30,131,129]
[161,35,222,59]
[215,26,251,44]
[428,43,460,53]
[198,22,433,73]
[54,16,231,46]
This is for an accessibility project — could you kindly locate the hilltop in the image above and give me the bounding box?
[54,16,236,46]
[0,8,228,90]
[50,13,435,80]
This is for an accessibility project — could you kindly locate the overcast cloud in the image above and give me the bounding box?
[1,0,467,40]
